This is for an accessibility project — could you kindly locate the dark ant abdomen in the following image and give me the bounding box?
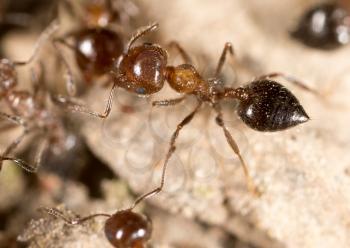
[291,3,350,49]
[237,80,309,131]
[75,28,124,79]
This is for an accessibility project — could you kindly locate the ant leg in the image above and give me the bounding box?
[53,35,77,96]
[51,82,118,119]
[130,102,202,209]
[0,112,41,173]
[167,41,193,64]
[40,207,111,225]
[213,104,259,196]
[214,42,235,78]
[13,19,59,66]
[152,96,186,107]
[255,72,319,95]
[126,23,159,51]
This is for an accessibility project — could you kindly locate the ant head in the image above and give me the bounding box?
[0,59,17,95]
[104,210,152,248]
[165,64,205,94]
[116,43,167,95]
[236,80,309,131]
[74,28,124,78]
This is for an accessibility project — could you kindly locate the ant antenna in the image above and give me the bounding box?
[126,22,159,52]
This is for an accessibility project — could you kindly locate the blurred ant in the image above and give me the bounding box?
[0,20,73,173]
[41,201,152,247]
[291,1,350,49]
[54,0,138,95]
[55,23,315,195]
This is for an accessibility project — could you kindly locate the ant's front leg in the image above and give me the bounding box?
[51,81,118,119]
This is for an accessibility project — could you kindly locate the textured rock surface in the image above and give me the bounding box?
[80,0,350,248]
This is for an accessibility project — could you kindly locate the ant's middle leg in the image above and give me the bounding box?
[214,42,236,78]
[130,101,202,209]
[167,41,193,64]
[213,104,260,196]
[152,96,186,107]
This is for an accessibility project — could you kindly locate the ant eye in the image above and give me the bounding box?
[237,80,309,131]
[135,87,146,94]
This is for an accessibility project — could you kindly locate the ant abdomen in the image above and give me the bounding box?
[104,210,152,248]
[237,80,309,132]
[75,28,124,80]
[117,44,167,95]
[291,3,350,49]
[165,64,205,94]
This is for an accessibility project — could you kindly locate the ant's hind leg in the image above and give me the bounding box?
[130,102,202,209]
[51,82,118,119]
[256,72,319,95]
[213,104,260,196]
[40,207,111,225]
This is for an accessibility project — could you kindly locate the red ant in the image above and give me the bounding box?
[41,202,152,247]
[0,20,73,173]
[54,22,315,195]
[54,0,138,95]
[291,1,350,49]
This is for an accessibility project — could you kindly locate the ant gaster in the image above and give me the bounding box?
[42,205,152,248]
[0,20,69,173]
[291,2,350,49]
[55,23,314,195]
[54,0,135,95]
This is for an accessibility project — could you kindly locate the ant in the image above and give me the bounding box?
[41,202,152,247]
[0,19,72,173]
[54,23,315,195]
[54,0,138,95]
[291,1,350,49]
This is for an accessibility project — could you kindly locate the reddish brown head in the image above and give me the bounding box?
[104,210,152,248]
[74,28,124,81]
[116,43,167,95]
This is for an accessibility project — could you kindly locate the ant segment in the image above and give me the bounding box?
[41,204,152,248]
[291,2,350,49]
[0,20,72,173]
[54,0,137,94]
[54,23,313,195]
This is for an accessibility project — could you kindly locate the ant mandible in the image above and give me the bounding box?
[291,1,350,49]
[41,203,152,247]
[54,0,137,95]
[0,20,71,173]
[54,23,314,195]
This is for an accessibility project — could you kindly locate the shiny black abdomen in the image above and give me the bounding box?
[237,80,309,132]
